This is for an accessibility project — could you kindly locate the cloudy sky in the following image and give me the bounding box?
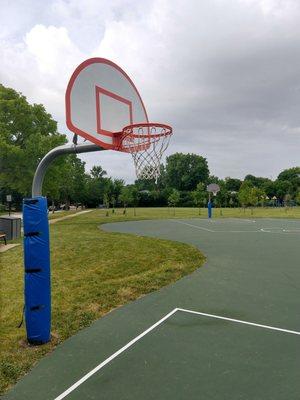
[1,0,300,182]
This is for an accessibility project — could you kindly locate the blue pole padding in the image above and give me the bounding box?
[23,196,51,344]
[208,201,212,218]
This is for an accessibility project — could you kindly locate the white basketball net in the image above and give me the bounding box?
[120,124,172,181]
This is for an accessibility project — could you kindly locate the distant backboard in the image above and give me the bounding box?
[207,183,220,195]
[66,58,148,150]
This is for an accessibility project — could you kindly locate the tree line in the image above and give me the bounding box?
[1,83,300,211]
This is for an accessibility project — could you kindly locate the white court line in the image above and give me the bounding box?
[220,230,260,233]
[260,228,300,234]
[54,307,300,399]
[260,227,283,232]
[177,308,300,336]
[173,220,300,234]
[209,218,256,223]
[171,220,259,233]
[171,220,215,232]
[54,308,178,400]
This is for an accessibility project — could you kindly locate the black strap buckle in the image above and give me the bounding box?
[24,231,40,237]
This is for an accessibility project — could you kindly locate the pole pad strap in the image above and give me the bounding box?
[24,231,40,237]
[25,268,42,273]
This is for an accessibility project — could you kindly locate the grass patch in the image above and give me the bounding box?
[0,209,205,394]
[109,206,300,219]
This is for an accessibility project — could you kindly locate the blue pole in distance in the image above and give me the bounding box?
[208,201,212,218]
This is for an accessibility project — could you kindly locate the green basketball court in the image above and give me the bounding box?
[5,218,300,400]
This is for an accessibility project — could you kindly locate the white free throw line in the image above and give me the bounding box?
[54,307,300,399]
[177,308,300,336]
[54,308,178,400]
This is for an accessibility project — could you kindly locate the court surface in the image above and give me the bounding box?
[5,218,300,399]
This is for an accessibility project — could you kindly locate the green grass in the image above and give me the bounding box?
[0,209,205,394]
[116,206,300,219]
[204,206,300,219]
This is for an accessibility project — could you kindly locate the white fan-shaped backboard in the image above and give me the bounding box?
[66,58,148,150]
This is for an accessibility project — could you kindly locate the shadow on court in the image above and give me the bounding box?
[5,218,300,400]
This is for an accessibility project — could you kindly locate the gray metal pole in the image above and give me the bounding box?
[32,143,104,197]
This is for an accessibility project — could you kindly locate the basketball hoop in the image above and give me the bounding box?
[207,183,220,198]
[117,123,172,181]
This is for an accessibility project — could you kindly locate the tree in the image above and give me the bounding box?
[284,193,292,208]
[244,175,272,189]
[238,181,254,208]
[273,180,292,203]
[131,186,140,216]
[254,188,266,208]
[57,155,88,207]
[277,167,300,182]
[135,177,156,192]
[238,181,265,211]
[262,180,276,199]
[225,177,242,192]
[90,166,107,179]
[69,157,88,206]
[0,84,67,199]
[111,179,125,204]
[85,166,110,208]
[166,153,209,191]
[119,186,134,212]
[156,164,167,190]
[277,167,300,200]
[192,183,206,215]
[168,189,180,215]
[103,179,113,209]
[229,196,235,207]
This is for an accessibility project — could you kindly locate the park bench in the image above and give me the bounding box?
[0,231,7,245]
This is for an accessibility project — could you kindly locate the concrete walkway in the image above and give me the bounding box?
[0,243,20,253]
[49,210,93,224]
[1,210,92,223]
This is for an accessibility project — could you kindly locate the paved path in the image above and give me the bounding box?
[49,210,92,224]
[1,210,92,223]
[5,218,300,400]
[0,243,20,253]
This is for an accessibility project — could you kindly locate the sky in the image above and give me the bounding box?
[1,0,300,183]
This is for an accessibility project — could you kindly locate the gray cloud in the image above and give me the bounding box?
[1,0,299,183]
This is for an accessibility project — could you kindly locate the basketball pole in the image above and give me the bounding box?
[32,143,103,196]
[23,143,104,344]
[208,192,212,219]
